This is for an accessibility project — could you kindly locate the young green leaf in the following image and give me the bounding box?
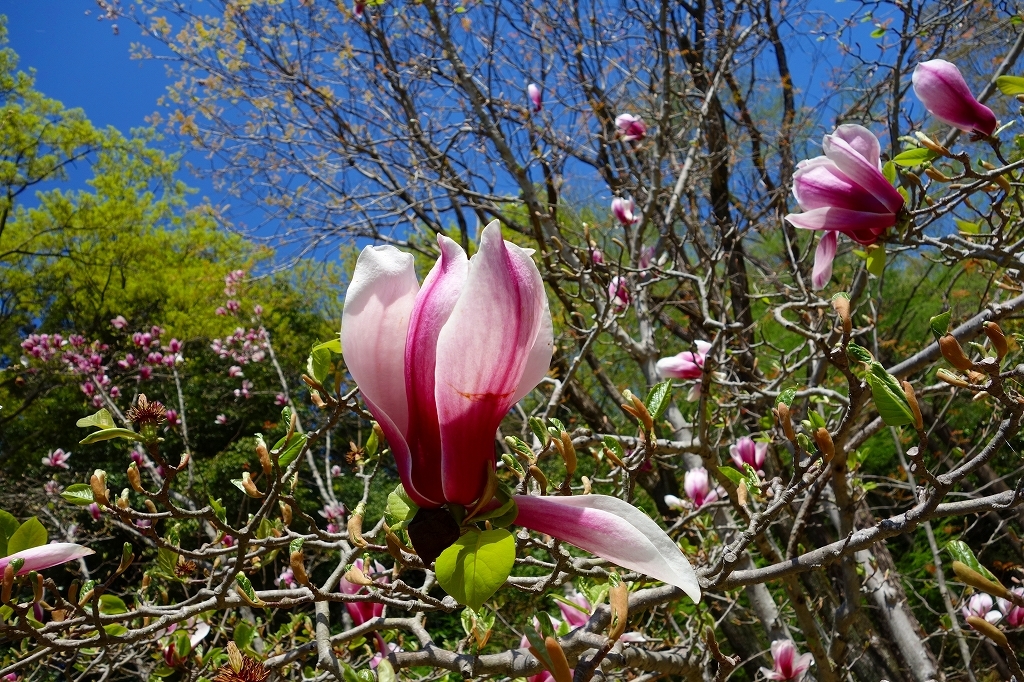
[60,484,95,507]
[79,428,143,445]
[435,528,516,610]
[76,408,115,430]
[891,147,939,167]
[865,244,886,277]
[864,362,914,426]
[7,517,48,555]
[996,75,1024,96]
[947,540,1000,582]
[644,380,673,421]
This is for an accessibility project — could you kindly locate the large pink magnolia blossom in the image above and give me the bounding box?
[341,221,701,601]
[657,341,711,380]
[760,639,813,681]
[913,60,997,136]
[41,448,71,469]
[608,276,631,313]
[785,124,904,289]
[615,114,647,141]
[0,543,94,575]
[729,436,767,473]
[962,592,1002,625]
[683,468,721,508]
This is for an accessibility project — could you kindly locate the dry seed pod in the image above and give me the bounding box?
[939,334,974,370]
[901,381,924,430]
[983,321,1008,360]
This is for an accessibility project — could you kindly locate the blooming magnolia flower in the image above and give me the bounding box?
[88,503,101,521]
[913,60,997,136]
[110,315,128,329]
[167,338,182,353]
[139,366,152,381]
[730,437,767,473]
[556,589,592,629]
[589,246,604,264]
[611,197,639,225]
[0,542,94,575]
[785,124,904,289]
[275,567,296,588]
[215,306,227,316]
[228,366,244,378]
[608,276,631,313]
[320,501,345,523]
[638,245,655,270]
[342,221,700,600]
[684,467,721,508]
[615,113,647,141]
[165,409,180,427]
[109,386,121,398]
[275,393,288,406]
[962,592,1002,625]
[44,480,62,496]
[226,300,241,313]
[657,341,711,380]
[760,639,813,681]
[527,83,542,112]
[42,448,71,469]
[253,304,264,316]
[998,587,1024,627]
[215,414,227,425]
[331,464,342,477]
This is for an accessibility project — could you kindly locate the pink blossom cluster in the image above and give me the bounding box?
[210,327,269,365]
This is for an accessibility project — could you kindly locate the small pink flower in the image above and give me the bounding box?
[215,307,227,316]
[109,386,121,398]
[320,501,345,523]
[253,304,264,316]
[215,414,227,425]
[80,382,95,397]
[683,467,721,508]
[275,393,288,406]
[275,567,296,588]
[226,300,241,313]
[228,366,244,378]
[91,395,104,408]
[998,587,1024,628]
[730,437,767,473]
[589,247,604,264]
[760,639,814,681]
[147,352,163,365]
[167,338,182,353]
[139,366,152,380]
[527,83,542,112]
[557,589,592,629]
[44,480,62,496]
[165,409,180,426]
[638,245,655,270]
[331,465,342,477]
[354,1,365,17]
[88,503,101,521]
[111,315,128,330]
[656,340,711,380]
[962,592,1002,625]
[611,197,639,225]
[221,534,235,547]
[608,276,631,313]
[42,448,71,469]
[150,326,163,338]
[615,113,647,141]
[234,379,254,399]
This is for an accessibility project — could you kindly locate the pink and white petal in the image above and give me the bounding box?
[695,340,712,357]
[822,135,904,214]
[785,207,896,236]
[656,353,702,379]
[511,287,553,404]
[812,231,838,290]
[513,494,701,602]
[792,157,888,214]
[831,124,882,169]
[190,621,211,649]
[404,235,469,503]
[342,245,419,435]
[0,543,94,575]
[435,221,548,505]
[793,652,815,675]
[362,393,441,508]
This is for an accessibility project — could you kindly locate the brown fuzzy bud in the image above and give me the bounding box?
[966,616,1008,648]
[116,494,131,510]
[240,472,264,498]
[127,462,144,493]
[623,391,654,434]
[144,499,158,514]
[901,381,924,430]
[2,564,13,603]
[256,438,272,476]
[914,132,950,156]
[608,580,629,641]
[279,501,292,526]
[775,404,796,442]
[925,167,951,182]
[936,368,970,388]
[347,502,367,547]
[581,476,592,495]
[952,561,1010,601]
[544,637,573,682]
[813,427,835,463]
[343,564,374,586]
[310,392,326,408]
[559,432,577,476]
[227,641,245,674]
[737,480,749,507]
[601,447,625,468]
[831,294,852,336]
[529,465,549,495]
[983,321,1008,360]
[90,470,109,507]
[290,551,310,586]
[939,334,974,370]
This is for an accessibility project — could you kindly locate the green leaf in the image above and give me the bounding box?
[435,528,516,610]
[742,464,761,493]
[930,310,951,341]
[209,496,226,524]
[364,426,379,458]
[79,428,143,445]
[376,661,397,682]
[644,380,673,421]
[60,483,95,507]
[173,628,192,660]
[76,408,115,430]
[308,344,333,385]
[807,411,826,429]
[847,343,873,364]
[548,417,567,434]
[947,540,1000,582]
[234,621,256,651]
[865,244,885,277]
[8,517,48,555]
[529,417,548,444]
[996,75,1024,96]
[501,452,526,479]
[870,25,885,38]
[99,594,128,615]
[275,433,308,469]
[386,485,418,527]
[955,218,980,234]
[775,388,797,407]
[882,161,896,185]
[0,510,20,556]
[717,466,745,487]
[864,362,914,426]
[891,147,939,167]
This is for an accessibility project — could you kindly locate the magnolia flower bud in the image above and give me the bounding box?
[983,321,1008,360]
[127,462,144,493]
[913,60,997,136]
[608,580,629,641]
[902,381,924,430]
[544,636,573,682]
[90,470,109,507]
[559,432,577,476]
[925,167,951,182]
[290,551,310,586]
[775,404,796,442]
[966,616,1008,648]
[939,334,974,370]
[813,427,835,462]
[936,368,970,388]
[347,502,368,547]
[240,472,264,498]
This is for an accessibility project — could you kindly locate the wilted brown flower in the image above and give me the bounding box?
[127,394,167,426]
[214,643,270,682]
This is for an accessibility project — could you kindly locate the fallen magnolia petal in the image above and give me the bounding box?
[0,543,94,575]
[513,494,701,603]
